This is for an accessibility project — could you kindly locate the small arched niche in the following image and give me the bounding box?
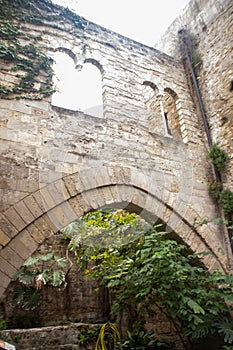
[52,50,103,118]
[163,88,182,140]
[142,81,164,135]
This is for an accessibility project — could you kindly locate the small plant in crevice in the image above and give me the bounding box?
[208,181,222,200]
[208,184,233,226]
[208,144,228,172]
[189,49,202,68]
[77,326,101,348]
[219,189,233,225]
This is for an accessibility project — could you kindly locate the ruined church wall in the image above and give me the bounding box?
[0,0,232,300]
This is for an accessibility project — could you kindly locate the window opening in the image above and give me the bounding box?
[230,81,233,92]
[164,112,172,136]
[52,51,103,117]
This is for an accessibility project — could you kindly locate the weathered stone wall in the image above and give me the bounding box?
[156,0,233,190]
[0,1,232,349]
[0,323,98,350]
[0,0,232,312]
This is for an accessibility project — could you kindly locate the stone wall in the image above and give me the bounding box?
[0,1,231,301]
[156,0,233,190]
[0,0,232,349]
[0,323,98,350]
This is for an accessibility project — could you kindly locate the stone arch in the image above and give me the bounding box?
[52,50,103,117]
[0,166,228,298]
[85,58,104,75]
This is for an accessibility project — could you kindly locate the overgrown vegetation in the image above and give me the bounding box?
[62,210,233,349]
[5,209,233,348]
[0,0,87,98]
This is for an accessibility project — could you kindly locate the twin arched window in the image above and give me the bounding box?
[143,82,182,140]
[51,51,182,141]
[52,51,103,118]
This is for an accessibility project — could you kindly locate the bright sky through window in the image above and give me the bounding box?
[51,0,190,114]
[52,52,103,117]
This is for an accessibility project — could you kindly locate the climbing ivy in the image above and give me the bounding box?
[0,0,87,98]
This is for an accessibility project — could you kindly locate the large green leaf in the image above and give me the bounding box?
[19,270,35,285]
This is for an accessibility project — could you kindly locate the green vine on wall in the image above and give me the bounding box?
[0,0,87,99]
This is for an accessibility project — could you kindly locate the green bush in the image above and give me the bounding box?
[208,144,228,172]
[219,189,233,216]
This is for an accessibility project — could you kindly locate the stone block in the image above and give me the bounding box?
[0,271,11,288]
[14,201,35,225]
[0,215,17,238]
[10,230,39,260]
[23,195,43,218]
[62,173,80,197]
[27,223,47,244]
[0,229,10,246]
[1,246,24,269]
[32,191,46,212]
[34,216,57,238]
[46,202,77,231]
[4,207,26,231]
[0,256,17,277]
[68,197,85,218]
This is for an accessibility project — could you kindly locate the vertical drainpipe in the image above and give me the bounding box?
[178,29,221,184]
[179,29,233,258]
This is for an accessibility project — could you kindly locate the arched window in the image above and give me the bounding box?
[142,81,164,134]
[142,83,182,140]
[52,51,103,118]
[163,88,182,140]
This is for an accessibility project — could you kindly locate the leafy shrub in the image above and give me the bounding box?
[219,189,233,217]
[208,144,228,172]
